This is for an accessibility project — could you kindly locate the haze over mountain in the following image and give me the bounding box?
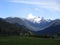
[0,0,60,37]
[0,15,60,36]
[0,16,58,37]
[0,18,32,36]
[36,19,60,36]
[4,15,54,31]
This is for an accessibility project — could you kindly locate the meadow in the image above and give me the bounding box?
[0,36,60,45]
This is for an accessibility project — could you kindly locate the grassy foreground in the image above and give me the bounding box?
[0,36,60,45]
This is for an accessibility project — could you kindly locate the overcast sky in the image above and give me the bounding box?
[0,0,60,19]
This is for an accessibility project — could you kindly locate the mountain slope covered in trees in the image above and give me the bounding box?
[0,18,31,36]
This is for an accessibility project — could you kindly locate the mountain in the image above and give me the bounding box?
[5,17,25,25]
[0,18,32,36]
[23,17,52,31]
[1,17,60,36]
[0,18,21,35]
[5,17,52,31]
[36,19,60,36]
[27,16,44,23]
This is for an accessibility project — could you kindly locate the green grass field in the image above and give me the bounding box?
[0,36,60,45]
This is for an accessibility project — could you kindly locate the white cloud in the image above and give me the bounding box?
[9,0,40,5]
[27,13,35,20]
[27,13,43,23]
[8,0,60,11]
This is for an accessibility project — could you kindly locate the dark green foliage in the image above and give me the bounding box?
[0,36,60,45]
[0,18,32,36]
[0,18,21,36]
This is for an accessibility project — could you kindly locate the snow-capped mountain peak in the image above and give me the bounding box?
[33,17,44,23]
[27,13,44,23]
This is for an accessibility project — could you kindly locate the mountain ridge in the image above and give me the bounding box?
[5,17,52,31]
[0,17,60,36]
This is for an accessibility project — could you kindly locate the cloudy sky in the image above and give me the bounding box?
[0,0,60,19]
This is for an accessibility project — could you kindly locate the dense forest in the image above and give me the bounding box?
[0,18,60,39]
[0,18,31,36]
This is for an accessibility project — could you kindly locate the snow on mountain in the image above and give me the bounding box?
[27,13,44,23]
[5,15,52,31]
[36,19,60,35]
